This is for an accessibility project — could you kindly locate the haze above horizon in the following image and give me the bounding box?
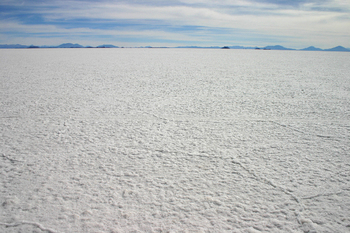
[1,0,349,49]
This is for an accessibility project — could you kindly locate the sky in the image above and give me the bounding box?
[0,0,349,49]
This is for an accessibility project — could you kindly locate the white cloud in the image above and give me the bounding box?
[0,20,210,46]
[1,0,349,48]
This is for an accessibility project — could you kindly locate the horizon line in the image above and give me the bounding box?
[1,43,350,51]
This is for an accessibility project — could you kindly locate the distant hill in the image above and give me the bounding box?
[0,44,28,48]
[300,46,323,51]
[324,46,350,52]
[96,44,119,48]
[57,43,84,48]
[263,45,295,50]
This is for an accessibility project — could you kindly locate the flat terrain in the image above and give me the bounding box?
[1,49,350,232]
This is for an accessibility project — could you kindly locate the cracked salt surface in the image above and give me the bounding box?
[1,48,350,232]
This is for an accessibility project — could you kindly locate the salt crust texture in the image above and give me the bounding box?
[1,49,350,232]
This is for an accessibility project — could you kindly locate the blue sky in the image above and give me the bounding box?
[0,0,349,48]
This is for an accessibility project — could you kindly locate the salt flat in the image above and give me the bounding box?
[1,48,350,232]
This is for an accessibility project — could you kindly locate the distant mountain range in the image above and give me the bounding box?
[0,43,120,49]
[0,43,349,51]
[253,45,349,51]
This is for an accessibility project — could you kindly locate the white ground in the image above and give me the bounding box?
[0,49,350,233]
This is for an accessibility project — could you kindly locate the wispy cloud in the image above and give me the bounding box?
[0,0,349,48]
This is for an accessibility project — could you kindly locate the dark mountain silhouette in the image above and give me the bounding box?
[96,44,119,48]
[28,45,40,48]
